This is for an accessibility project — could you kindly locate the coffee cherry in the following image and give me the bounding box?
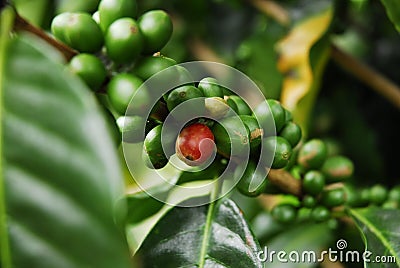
[212,117,250,157]
[98,0,137,32]
[138,10,173,54]
[116,116,146,143]
[302,170,325,196]
[321,188,346,208]
[176,123,215,166]
[345,186,369,207]
[279,122,302,148]
[107,73,150,115]
[388,186,400,202]
[226,96,252,115]
[198,77,223,98]
[239,115,262,151]
[311,206,330,222]
[68,54,106,91]
[166,85,204,111]
[254,99,286,135]
[297,139,327,170]
[235,161,268,197]
[272,204,297,224]
[51,12,103,53]
[205,97,230,119]
[143,125,168,169]
[132,56,177,81]
[369,184,388,205]
[105,18,143,63]
[261,136,292,169]
[302,195,317,208]
[321,156,354,183]
[283,108,293,123]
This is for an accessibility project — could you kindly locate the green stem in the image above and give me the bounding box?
[0,6,14,268]
[198,179,222,268]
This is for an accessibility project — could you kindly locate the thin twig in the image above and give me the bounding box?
[267,168,302,197]
[13,13,77,61]
[331,45,400,109]
[247,0,290,26]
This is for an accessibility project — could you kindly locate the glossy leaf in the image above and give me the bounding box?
[137,198,263,268]
[2,34,131,267]
[381,0,400,32]
[277,1,333,136]
[349,207,400,267]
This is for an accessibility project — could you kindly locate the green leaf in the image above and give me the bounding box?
[381,0,400,32]
[349,207,400,267]
[137,198,262,268]
[2,34,131,267]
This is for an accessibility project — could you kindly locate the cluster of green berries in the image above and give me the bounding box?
[51,0,173,93]
[143,77,300,171]
[346,184,400,209]
[272,139,355,224]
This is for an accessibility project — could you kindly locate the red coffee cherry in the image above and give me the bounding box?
[176,123,215,166]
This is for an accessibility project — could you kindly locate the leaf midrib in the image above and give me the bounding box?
[350,209,400,266]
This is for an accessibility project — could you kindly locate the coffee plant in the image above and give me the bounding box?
[1,0,400,267]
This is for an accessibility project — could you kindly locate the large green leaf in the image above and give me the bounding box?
[137,198,263,268]
[349,207,400,267]
[1,32,131,267]
[381,0,400,32]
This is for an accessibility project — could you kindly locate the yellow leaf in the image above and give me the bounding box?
[277,8,333,111]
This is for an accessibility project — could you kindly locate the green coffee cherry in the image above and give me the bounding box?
[311,206,330,222]
[302,195,317,208]
[388,186,400,202]
[290,165,304,180]
[205,97,230,119]
[51,12,103,53]
[297,139,327,170]
[98,0,137,32]
[345,186,370,207]
[254,99,286,135]
[382,201,398,209]
[212,117,250,157]
[279,122,302,148]
[56,0,100,13]
[227,96,252,115]
[235,161,268,197]
[239,115,262,151]
[262,136,292,169]
[321,188,346,208]
[132,56,176,81]
[92,11,100,24]
[68,54,106,91]
[284,108,293,123]
[321,156,354,183]
[107,73,149,115]
[302,170,325,196]
[166,85,203,111]
[369,184,388,205]
[272,204,297,224]
[105,18,143,63]
[138,10,173,54]
[143,125,168,169]
[198,77,223,98]
[116,116,145,143]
